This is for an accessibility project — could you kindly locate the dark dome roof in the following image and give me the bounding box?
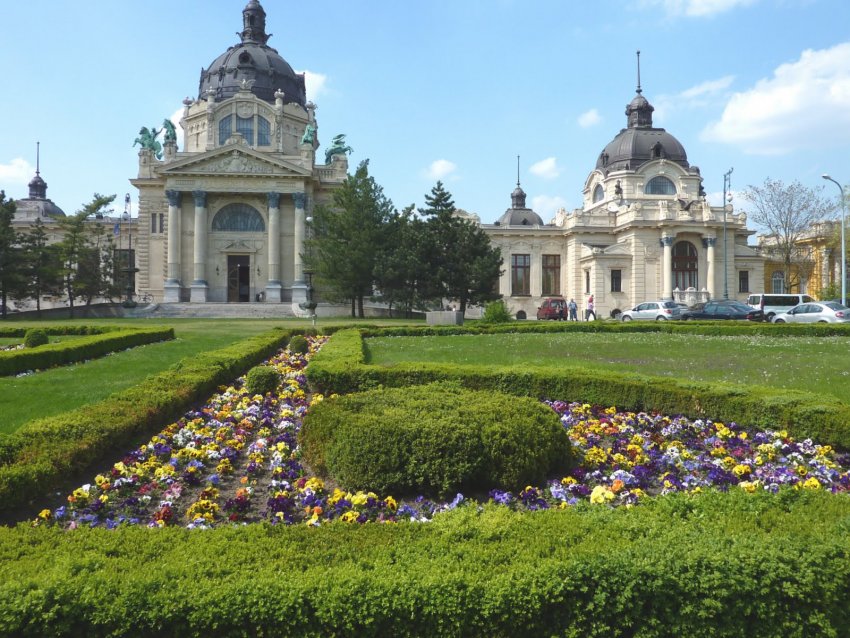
[596,88,689,172]
[496,183,544,226]
[16,168,65,219]
[198,1,306,106]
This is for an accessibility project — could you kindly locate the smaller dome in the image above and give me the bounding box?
[498,183,544,226]
[16,165,65,220]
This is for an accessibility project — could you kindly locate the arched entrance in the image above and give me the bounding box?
[227,255,251,302]
[672,241,698,290]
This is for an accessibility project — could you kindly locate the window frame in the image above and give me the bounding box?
[541,254,560,296]
[511,254,531,296]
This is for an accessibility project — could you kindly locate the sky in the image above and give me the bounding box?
[2,0,849,231]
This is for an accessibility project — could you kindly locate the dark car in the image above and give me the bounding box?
[681,300,764,321]
[536,297,566,320]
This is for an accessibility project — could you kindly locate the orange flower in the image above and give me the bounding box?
[611,479,624,493]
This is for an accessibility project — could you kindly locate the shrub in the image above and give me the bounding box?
[300,383,573,498]
[244,365,281,396]
[288,334,309,355]
[481,300,513,324]
[23,329,48,348]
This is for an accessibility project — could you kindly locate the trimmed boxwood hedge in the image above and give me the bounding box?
[306,328,850,451]
[0,326,174,376]
[1,490,849,636]
[0,328,308,513]
[300,383,573,497]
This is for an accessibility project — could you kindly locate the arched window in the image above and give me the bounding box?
[645,176,676,195]
[672,241,698,290]
[236,116,254,145]
[771,271,786,294]
[219,115,232,144]
[211,203,265,232]
[592,184,604,203]
[257,116,271,146]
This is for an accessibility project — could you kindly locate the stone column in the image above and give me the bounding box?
[661,235,674,300]
[703,236,717,299]
[291,192,309,305]
[190,190,208,303]
[266,192,282,302]
[164,189,182,303]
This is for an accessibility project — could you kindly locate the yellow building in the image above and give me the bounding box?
[758,221,843,297]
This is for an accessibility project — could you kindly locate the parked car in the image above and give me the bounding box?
[746,293,814,320]
[536,297,566,320]
[681,300,764,321]
[620,300,683,321]
[771,301,850,324]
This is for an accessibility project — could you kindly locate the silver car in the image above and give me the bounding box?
[620,300,683,321]
[771,301,850,324]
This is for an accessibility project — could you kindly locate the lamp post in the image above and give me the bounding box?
[822,175,846,306]
[300,216,317,327]
[722,168,733,299]
[121,193,138,308]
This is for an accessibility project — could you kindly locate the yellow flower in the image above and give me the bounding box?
[590,485,615,504]
[341,511,359,523]
[384,496,398,511]
[802,477,821,490]
[560,476,577,486]
[738,481,757,493]
[37,509,51,520]
[795,465,808,477]
[732,464,752,477]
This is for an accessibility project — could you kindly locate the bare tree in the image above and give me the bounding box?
[743,178,835,292]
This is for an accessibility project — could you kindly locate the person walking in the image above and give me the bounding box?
[568,298,578,321]
[586,295,596,321]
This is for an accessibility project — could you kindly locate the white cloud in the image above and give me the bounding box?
[301,70,328,102]
[424,159,457,180]
[529,157,560,180]
[531,195,567,218]
[0,158,34,186]
[653,75,734,121]
[679,75,735,100]
[641,0,757,18]
[701,42,850,155]
[578,109,601,128]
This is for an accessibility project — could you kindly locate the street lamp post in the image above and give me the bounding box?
[722,168,733,299]
[300,216,317,327]
[822,175,846,306]
[121,193,138,308]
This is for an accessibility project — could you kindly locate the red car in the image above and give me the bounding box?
[536,297,567,320]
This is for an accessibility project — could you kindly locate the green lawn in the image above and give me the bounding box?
[365,331,850,400]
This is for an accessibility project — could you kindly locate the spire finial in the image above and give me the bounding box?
[36,141,40,176]
[516,154,521,187]
[636,50,642,94]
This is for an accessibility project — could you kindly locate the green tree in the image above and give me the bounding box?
[419,182,503,313]
[14,217,63,316]
[304,161,394,318]
[0,192,20,318]
[56,194,115,317]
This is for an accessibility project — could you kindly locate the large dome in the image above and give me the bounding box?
[595,88,689,173]
[198,1,306,106]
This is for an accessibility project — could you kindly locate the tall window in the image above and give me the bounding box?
[236,116,254,145]
[219,115,232,143]
[257,116,271,146]
[511,254,530,296]
[585,269,591,294]
[645,176,676,195]
[738,270,749,293]
[672,241,698,289]
[542,254,560,296]
[771,271,786,293]
[150,213,164,234]
[611,269,622,293]
[593,184,604,203]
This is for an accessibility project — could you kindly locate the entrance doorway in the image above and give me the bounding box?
[227,255,250,302]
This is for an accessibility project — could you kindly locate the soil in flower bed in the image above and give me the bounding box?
[31,336,850,530]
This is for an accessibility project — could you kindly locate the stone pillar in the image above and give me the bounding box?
[703,236,717,299]
[291,192,309,305]
[661,235,674,300]
[266,192,282,302]
[190,190,208,303]
[164,189,182,303]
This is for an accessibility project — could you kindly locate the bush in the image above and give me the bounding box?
[288,334,309,355]
[300,383,573,498]
[244,365,281,396]
[481,300,513,324]
[23,329,48,348]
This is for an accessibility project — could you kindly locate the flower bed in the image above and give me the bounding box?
[34,337,850,530]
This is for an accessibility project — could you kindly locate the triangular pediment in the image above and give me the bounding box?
[603,243,632,256]
[161,146,312,177]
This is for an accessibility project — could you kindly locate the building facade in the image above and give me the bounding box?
[132,0,347,312]
[482,82,765,319]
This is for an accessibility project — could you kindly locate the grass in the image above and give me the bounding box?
[365,331,850,401]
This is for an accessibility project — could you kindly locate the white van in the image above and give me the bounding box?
[746,293,815,319]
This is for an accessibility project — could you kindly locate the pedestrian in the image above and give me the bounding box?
[558,302,565,321]
[568,298,578,321]
[586,295,596,321]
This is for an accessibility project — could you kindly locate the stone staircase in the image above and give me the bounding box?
[126,302,301,319]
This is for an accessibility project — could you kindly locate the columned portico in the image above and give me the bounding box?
[191,190,209,302]
[703,236,717,299]
[661,235,674,300]
[164,189,182,302]
[266,191,282,302]
[291,191,308,304]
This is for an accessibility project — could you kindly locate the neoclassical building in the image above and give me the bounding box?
[483,79,765,319]
[132,0,347,309]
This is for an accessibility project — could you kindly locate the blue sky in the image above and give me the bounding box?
[2,0,849,229]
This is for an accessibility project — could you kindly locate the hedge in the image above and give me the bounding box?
[0,328,305,513]
[0,326,174,376]
[306,328,850,451]
[0,490,848,636]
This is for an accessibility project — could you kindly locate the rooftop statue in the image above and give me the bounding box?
[162,119,178,145]
[134,126,162,160]
[301,123,317,146]
[324,134,353,164]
